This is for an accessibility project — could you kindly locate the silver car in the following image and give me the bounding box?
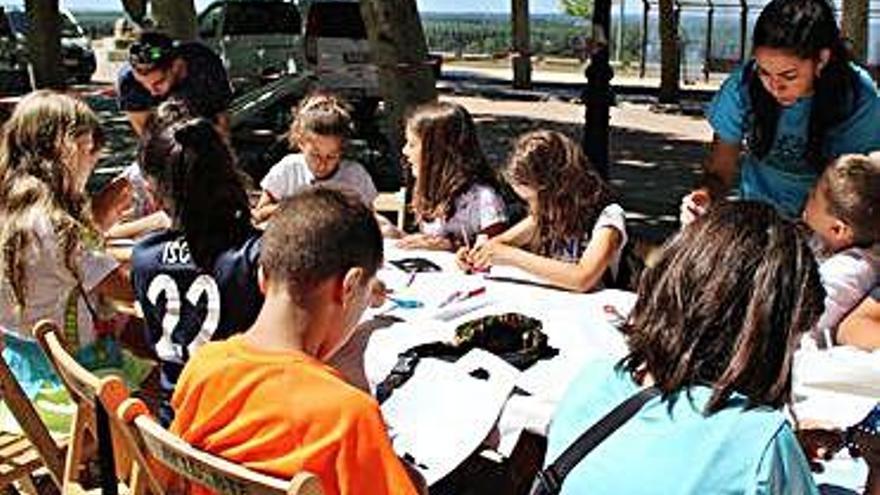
[198,0,304,94]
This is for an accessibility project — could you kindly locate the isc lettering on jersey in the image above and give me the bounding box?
[162,240,191,265]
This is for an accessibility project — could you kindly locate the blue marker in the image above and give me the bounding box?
[387,296,424,309]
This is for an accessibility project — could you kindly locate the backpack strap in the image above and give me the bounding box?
[375,350,421,404]
[375,341,466,404]
[531,386,660,494]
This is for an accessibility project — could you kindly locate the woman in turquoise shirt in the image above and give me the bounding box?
[681,0,880,221]
[545,202,823,494]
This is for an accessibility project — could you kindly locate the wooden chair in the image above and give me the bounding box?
[114,396,324,495]
[0,334,68,493]
[34,320,132,494]
[374,187,407,231]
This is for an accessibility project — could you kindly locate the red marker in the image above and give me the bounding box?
[459,286,486,301]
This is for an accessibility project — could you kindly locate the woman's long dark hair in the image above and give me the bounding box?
[139,118,253,269]
[620,201,824,414]
[747,0,858,172]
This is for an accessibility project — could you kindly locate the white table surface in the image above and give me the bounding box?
[332,243,635,459]
[331,242,877,490]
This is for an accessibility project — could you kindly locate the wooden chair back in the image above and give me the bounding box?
[34,320,130,493]
[0,331,66,488]
[116,398,324,495]
[374,187,407,230]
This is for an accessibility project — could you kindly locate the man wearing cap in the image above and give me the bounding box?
[117,31,232,136]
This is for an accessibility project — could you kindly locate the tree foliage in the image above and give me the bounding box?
[560,0,592,19]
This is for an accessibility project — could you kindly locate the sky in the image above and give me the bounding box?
[54,0,565,14]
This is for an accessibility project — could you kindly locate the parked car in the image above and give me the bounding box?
[198,0,304,94]
[0,6,96,85]
[301,0,380,118]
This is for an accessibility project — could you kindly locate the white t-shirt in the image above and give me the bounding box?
[811,237,880,335]
[260,153,378,206]
[420,183,508,242]
[0,214,118,346]
[546,203,628,277]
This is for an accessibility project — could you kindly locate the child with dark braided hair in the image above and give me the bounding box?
[131,116,263,425]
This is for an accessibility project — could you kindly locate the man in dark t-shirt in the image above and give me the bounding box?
[117,31,232,136]
[131,230,263,425]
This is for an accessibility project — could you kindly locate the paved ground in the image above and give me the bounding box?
[443,63,726,92]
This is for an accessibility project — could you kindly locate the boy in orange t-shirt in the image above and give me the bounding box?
[170,187,419,495]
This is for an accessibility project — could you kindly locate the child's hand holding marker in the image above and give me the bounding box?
[455,228,494,273]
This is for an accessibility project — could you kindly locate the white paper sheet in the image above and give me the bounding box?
[483,265,565,290]
[795,347,880,399]
[381,349,520,485]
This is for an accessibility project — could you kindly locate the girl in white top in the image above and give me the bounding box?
[255,92,377,222]
[0,91,141,431]
[396,101,508,250]
[458,130,627,292]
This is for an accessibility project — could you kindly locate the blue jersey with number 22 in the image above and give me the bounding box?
[131,229,263,424]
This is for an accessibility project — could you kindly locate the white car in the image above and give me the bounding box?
[198,0,304,93]
[301,0,380,117]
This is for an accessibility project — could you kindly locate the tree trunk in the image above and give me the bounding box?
[658,0,679,103]
[150,0,197,41]
[842,0,868,63]
[120,0,147,25]
[512,0,531,89]
[24,0,63,89]
[359,0,437,166]
[583,0,613,178]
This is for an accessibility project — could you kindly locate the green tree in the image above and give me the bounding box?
[560,0,592,18]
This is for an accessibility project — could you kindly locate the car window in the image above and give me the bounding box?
[198,2,223,38]
[306,3,367,39]
[60,13,82,37]
[7,10,81,38]
[225,2,302,36]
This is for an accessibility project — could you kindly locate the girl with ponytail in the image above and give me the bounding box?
[254,91,378,223]
[132,111,263,424]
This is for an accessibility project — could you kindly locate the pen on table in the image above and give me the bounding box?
[438,290,462,308]
[458,286,486,301]
[387,296,423,309]
[438,286,485,308]
[405,268,417,287]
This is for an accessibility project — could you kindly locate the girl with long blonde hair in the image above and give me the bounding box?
[0,91,141,431]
